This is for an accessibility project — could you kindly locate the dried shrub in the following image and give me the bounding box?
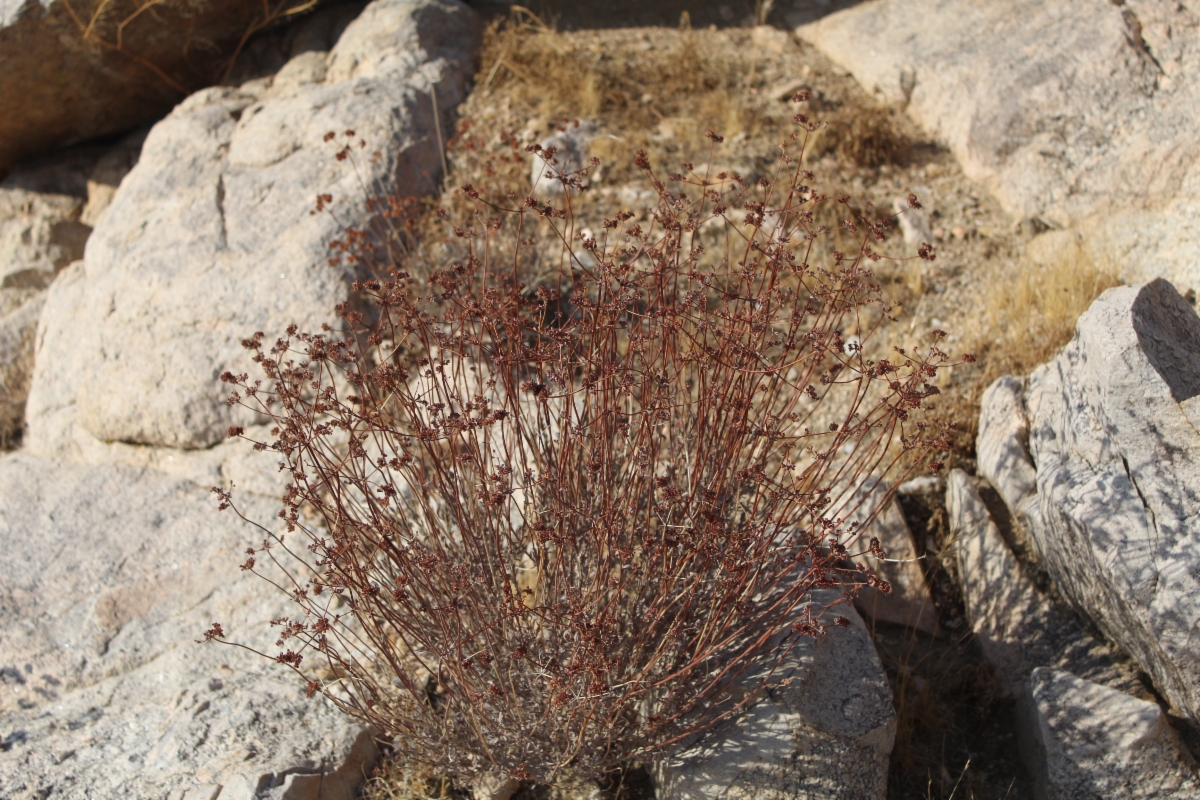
[209,118,959,787]
[803,106,911,169]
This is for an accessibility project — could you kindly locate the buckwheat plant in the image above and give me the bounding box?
[208,105,957,786]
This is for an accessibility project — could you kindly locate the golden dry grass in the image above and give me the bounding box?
[470,11,915,184]
[980,231,1118,375]
[937,229,1121,463]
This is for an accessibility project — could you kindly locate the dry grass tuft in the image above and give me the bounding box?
[809,106,912,169]
[471,11,919,187]
[937,230,1120,463]
[980,231,1118,375]
[362,758,470,800]
[480,11,743,133]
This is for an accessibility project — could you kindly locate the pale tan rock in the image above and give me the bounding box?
[654,597,894,800]
[0,453,376,798]
[750,25,794,54]
[848,481,939,635]
[1018,668,1200,800]
[891,196,933,247]
[25,0,481,454]
[796,0,1200,290]
[946,470,1139,699]
[0,157,91,290]
[976,375,1040,535]
[472,773,522,800]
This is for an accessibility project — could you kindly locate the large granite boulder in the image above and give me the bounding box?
[0,0,370,170]
[654,598,895,800]
[0,452,375,799]
[24,0,480,456]
[977,279,1200,729]
[797,0,1200,289]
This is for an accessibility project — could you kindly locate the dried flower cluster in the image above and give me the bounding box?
[210,114,957,786]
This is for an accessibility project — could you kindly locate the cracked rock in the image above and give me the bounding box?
[24,0,481,455]
[976,279,1200,729]
[1018,668,1200,800]
[946,470,1142,699]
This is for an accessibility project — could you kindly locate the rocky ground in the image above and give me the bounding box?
[3,2,1200,800]
[354,11,1107,800]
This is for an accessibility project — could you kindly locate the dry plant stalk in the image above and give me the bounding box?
[60,0,319,92]
[207,108,958,786]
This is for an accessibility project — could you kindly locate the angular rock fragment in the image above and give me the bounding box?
[530,122,595,196]
[1018,668,1200,800]
[891,196,933,247]
[975,279,1200,728]
[654,599,894,800]
[847,481,939,635]
[975,375,1039,533]
[946,470,1140,698]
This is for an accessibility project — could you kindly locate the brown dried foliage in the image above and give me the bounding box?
[210,116,958,786]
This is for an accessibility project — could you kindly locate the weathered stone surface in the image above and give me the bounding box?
[654,598,895,800]
[891,196,932,247]
[1017,668,1200,800]
[976,375,1039,535]
[977,278,1200,728]
[25,0,481,455]
[946,469,1141,699]
[0,148,97,290]
[848,481,939,635]
[472,774,522,800]
[796,0,1200,289]
[79,129,145,227]
[0,0,368,170]
[0,452,376,799]
[0,290,44,442]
